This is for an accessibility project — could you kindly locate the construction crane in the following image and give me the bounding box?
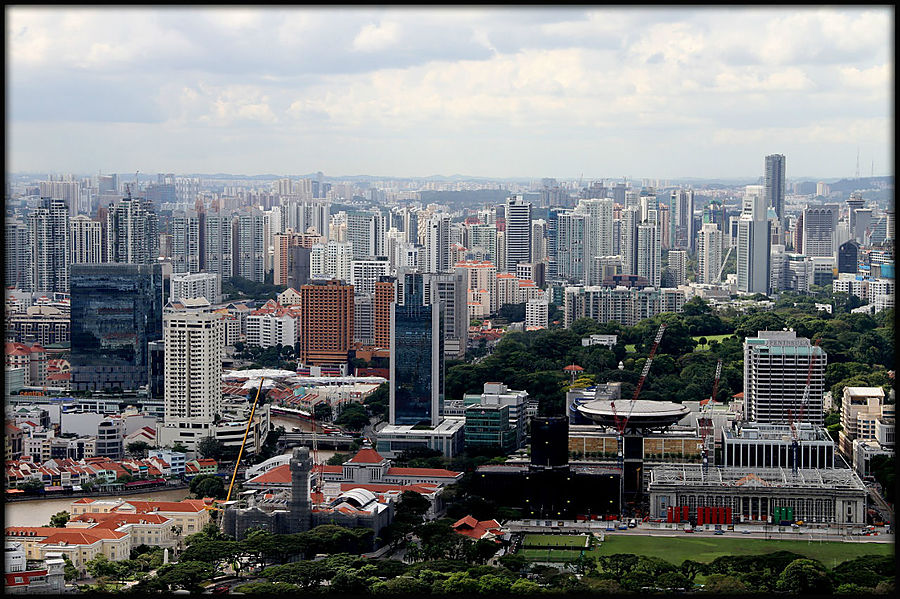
[310,402,322,497]
[609,323,666,515]
[715,245,734,284]
[789,338,821,475]
[211,377,266,513]
[698,359,723,473]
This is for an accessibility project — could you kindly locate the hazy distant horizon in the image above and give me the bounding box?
[8,171,893,186]
[7,7,892,179]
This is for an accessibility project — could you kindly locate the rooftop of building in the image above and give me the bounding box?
[451,515,502,541]
[347,448,386,464]
[722,422,831,442]
[649,466,866,490]
[377,418,466,435]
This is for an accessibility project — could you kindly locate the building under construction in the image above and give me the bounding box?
[473,416,622,519]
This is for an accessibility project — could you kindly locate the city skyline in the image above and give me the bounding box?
[7,7,893,179]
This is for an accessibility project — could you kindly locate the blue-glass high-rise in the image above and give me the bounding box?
[69,263,163,391]
[390,272,444,427]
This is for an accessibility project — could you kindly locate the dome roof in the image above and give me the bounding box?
[336,488,378,508]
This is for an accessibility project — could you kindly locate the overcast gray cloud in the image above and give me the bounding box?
[6,6,893,179]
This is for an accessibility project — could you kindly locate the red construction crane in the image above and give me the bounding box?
[610,323,667,434]
[789,338,821,475]
[609,323,665,517]
[699,359,723,472]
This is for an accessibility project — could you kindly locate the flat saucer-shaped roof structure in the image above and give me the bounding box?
[576,399,690,429]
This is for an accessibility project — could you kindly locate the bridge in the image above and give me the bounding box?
[277,432,357,450]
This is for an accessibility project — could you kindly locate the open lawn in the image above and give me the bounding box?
[594,534,893,569]
[523,534,589,548]
[692,334,733,350]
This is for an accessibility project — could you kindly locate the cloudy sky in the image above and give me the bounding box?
[6,7,893,180]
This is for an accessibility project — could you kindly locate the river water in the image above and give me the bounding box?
[7,416,346,528]
[5,488,193,528]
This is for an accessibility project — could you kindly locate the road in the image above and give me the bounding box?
[867,485,893,523]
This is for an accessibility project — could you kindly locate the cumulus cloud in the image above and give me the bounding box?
[352,21,401,52]
[5,6,892,178]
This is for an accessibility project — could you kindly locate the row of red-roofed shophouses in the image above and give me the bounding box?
[5,453,218,492]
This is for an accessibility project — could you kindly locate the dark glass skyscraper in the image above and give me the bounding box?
[390,272,444,427]
[837,240,860,274]
[69,263,163,391]
[765,154,786,221]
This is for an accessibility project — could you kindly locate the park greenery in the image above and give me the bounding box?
[233,341,297,370]
[168,537,895,596]
[222,274,286,302]
[446,297,894,419]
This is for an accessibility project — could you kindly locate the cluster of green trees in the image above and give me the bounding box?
[693,551,894,595]
[363,382,389,422]
[233,341,297,370]
[132,523,376,592]
[189,474,227,500]
[446,297,893,418]
[195,434,239,463]
[81,546,166,591]
[48,510,70,527]
[227,549,894,595]
[334,402,370,430]
[222,275,286,302]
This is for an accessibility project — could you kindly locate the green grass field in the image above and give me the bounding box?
[692,334,733,350]
[593,534,893,569]
[522,534,590,548]
[519,548,585,562]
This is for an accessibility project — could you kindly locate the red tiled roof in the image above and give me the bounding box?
[115,500,206,514]
[451,516,502,540]
[313,465,343,474]
[39,529,126,545]
[347,448,385,464]
[452,515,479,529]
[247,464,291,485]
[6,527,68,537]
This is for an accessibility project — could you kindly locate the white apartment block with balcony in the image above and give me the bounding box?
[157,312,224,450]
[170,272,221,304]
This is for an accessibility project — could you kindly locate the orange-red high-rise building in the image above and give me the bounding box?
[373,276,396,349]
[300,279,354,365]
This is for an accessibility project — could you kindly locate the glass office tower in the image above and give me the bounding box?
[69,263,163,391]
[390,272,444,427]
